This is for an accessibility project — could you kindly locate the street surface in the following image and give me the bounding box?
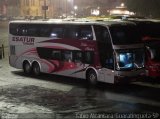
[0,22,160,119]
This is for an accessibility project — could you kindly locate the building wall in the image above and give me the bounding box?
[18,0,123,18]
[7,0,20,16]
[20,0,42,16]
[1,0,123,17]
[20,0,59,18]
[73,0,123,16]
[0,0,7,16]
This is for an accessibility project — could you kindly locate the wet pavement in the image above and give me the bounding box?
[0,83,159,119]
[0,54,160,119]
[0,22,160,119]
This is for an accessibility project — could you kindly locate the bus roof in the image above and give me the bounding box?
[9,19,136,27]
[124,18,160,24]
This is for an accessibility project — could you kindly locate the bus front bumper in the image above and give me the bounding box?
[114,69,146,83]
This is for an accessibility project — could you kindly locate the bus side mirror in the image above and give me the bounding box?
[146,46,155,60]
[150,49,155,60]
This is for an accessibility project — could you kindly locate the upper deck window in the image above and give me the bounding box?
[138,22,160,38]
[50,26,64,38]
[79,26,93,40]
[94,25,110,43]
[65,25,93,40]
[10,23,41,37]
[9,23,26,36]
[109,25,141,45]
[65,26,79,39]
[9,23,93,40]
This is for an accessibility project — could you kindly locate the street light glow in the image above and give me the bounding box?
[121,3,125,7]
[74,5,78,10]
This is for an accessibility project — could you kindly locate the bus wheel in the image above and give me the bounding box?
[23,61,31,74]
[32,62,41,76]
[87,70,97,86]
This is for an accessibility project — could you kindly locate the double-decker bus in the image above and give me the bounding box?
[129,19,160,78]
[9,20,145,84]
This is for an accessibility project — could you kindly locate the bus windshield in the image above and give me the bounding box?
[116,49,144,71]
[110,25,141,45]
[139,22,160,39]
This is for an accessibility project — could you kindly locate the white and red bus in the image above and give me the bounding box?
[9,20,145,84]
[131,19,160,78]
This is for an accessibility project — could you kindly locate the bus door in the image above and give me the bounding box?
[94,25,115,83]
[99,52,115,83]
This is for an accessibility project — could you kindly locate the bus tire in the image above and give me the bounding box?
[86,70,97,86]
[23,61,31,74]
[32,62,41,76]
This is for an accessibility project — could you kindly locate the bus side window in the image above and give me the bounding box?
[79,26,93,40]
[63,51,73,62]
[52,50,62,60]
[17,25,27,36]
[65,25,79,40]
[39,24,51,37]
[37,47,52,59]
[26,24,39,37]
[9,23,24,36]
[10,23,19,35]
[84,51,94,64]
[37,47,62,60]
[50,25,64,38]
[73,51,83,63]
